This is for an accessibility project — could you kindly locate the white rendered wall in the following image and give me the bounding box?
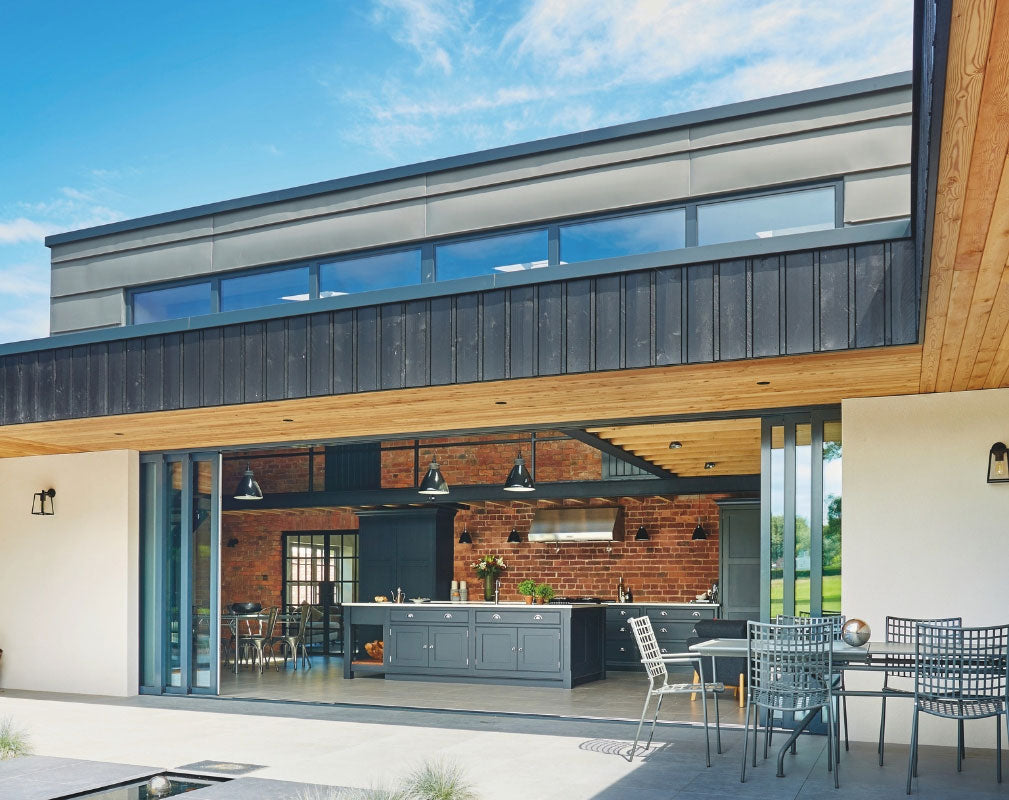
[0,450,139,696]
[842,389,1009,747]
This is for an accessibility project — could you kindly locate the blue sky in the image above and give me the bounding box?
[0,0,912,343]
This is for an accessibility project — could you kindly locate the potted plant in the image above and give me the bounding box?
[517,579,538,604]
[471,554,507,601]
[534,583,555,604]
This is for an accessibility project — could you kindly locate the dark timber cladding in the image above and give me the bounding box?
[0,239,915,426]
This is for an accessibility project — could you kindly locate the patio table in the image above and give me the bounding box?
[690,637,916,777]
[222,612,298,674]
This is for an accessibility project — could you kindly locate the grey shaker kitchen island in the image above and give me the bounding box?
[342,602,606,688]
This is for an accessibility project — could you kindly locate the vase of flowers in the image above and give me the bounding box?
[472,554,507,601]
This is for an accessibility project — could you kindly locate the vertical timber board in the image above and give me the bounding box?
[624,270,652,368]
[854,243,886,348]
[380,303,405,390]
[482,289,507,381]
[308,313,333,396]
[537,282,563,376]
[752,256,781,357]
[20,352,37,424]
[784,252,815,354]
[0,357,6,423]
[654,267,682,365]
[140,339,162,413]
[161,335,181,411]
[565,278,592,374]
[818,247,850,351]
[594,275,621,371]
[222,325,244,405]
[201,328,224,408]
[403,300,429,388]
[107,339,126,416]
[332,309,354,394]
[37,349,56,421]
[718,260,747,361]
[264,318,287,400]
[509,285,536,379]
[889,240,918,344]
[686,264,714,363]
[6,355,25,423]
[244,322,266,402]
[71,345,91,417]
[180,331,201,409]
[125,338,145,413]
[355,306,379,392]
[286,315,308,398]
[455,294,480,384]
[429,296,454,386]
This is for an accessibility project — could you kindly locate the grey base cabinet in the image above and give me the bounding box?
[389,624,470,670]
[605,604,718,670]
[475,627,561,672]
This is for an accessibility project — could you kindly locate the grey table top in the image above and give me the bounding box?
[689,637,917,661]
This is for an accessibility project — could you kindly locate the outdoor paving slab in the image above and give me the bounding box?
[175,758,265,776]
[183,776,354,798]
[0,755,160,799]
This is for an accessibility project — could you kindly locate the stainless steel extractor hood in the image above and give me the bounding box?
[528,507,621,542]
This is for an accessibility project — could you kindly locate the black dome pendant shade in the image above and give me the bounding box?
[692,519,707,540]
[503,452,535,492]
[635,525,650,541]
[418,456,450,495]
[507,528,522,543]
[458,527,473,544]
[234,465,263,501]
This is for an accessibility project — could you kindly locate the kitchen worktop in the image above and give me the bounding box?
[343,601,720,608]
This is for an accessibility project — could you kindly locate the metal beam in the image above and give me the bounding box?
[560,428,677,480]
[221,476,760,511]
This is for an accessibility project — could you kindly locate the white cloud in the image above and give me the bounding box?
[0,302,50,343]
[0,263,50,298]
[0,217,50,245]
[371,0,474,75]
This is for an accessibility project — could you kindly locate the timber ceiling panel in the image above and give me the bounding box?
[587,418,761,476]
[921,0,1009,392]
[0,345,921,458]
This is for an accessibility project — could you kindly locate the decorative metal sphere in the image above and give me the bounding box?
[841,618,871,647]
[147,776,173,797]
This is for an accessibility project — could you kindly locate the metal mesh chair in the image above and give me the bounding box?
[627,616,724,765]
[879,615,962,766]
[906,623,1009,794]
[743,620,837,788]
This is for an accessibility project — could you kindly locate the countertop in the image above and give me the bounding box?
[343,601,720,608]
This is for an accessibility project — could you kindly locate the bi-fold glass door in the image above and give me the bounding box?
[140,453,220,695]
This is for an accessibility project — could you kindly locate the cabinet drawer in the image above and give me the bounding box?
[606,605,643,621]
[475,610,560,625]
[646,606,713,621]
[652,621,696,641]
[605,620,635,640]
[390,608,470,623]
[606,640,639,662]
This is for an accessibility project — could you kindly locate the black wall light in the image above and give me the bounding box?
[503,452,535,492]
[989,442,1009,483]
[507,528,522,543]
[458,527,473,544]
[31,488,55,516]
[234,465,263,501]
[226,537,240,548]
[692,519,707,540]
[635,525,650,541]
[418,456,450,496]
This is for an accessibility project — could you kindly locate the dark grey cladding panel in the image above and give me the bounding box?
[0,237,917,426]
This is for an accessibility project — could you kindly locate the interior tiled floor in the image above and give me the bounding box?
[218,656,748,724]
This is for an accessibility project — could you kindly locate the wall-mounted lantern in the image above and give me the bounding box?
[31,488,55,516]
[989,442,1009,484]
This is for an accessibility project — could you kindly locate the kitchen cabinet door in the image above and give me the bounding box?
[517,628,562,673]
[429,625,469,669]
[388,625,428,668]
[475,626,517,671]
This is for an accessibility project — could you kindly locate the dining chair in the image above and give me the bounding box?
[742,620,837,788]
[906,622,1009,794]
[879,615,962,766]
[274,601,316,670]
[241,606,281,673]
[627,615,724,765]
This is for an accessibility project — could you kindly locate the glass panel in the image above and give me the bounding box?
[697,187,835,246]
[794,424,812,617]
[166,462,183,688]
[220,266,310,311]
[769,425,785,619]
[822,420,843,614]
[191,461,213,689]
[133,283,211,324]
[560,209,685,263]
[436,230,548,281]
[139,462,159,688]
[320,250,421,297]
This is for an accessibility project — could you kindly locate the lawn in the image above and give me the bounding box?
[770,573,841,616]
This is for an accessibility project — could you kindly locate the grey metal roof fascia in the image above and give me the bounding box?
[44,72,912,248]
[7,220,910,358]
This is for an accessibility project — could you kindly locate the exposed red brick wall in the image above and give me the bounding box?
[221,448,326,495]
[221,507,358,609]
[452,496,723,603]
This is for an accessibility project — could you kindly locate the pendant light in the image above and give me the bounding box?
[458,527,473,544]
[234,465,263,501]
[635,525,650,541]
[503,451,535,492]
[507,527,522,543]
[418,456,449,495]
[692,519,707,540]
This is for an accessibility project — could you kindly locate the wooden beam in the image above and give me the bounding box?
[560,428,677,479]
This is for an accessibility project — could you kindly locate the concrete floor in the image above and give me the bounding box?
[2,690,1009,799]
[219,657,747,724]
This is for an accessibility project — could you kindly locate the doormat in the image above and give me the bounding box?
[174,760,264,775]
